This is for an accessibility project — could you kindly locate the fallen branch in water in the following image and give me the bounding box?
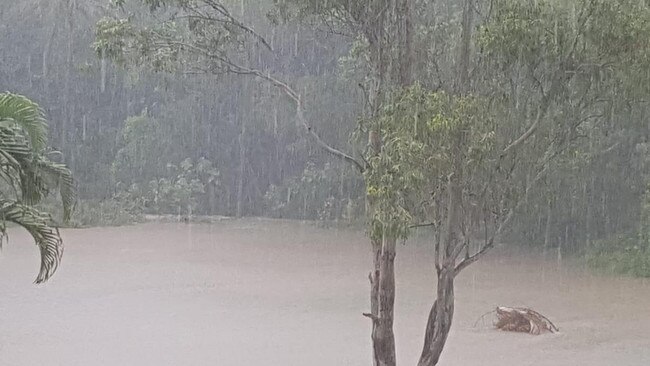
[473,309,497,328]
[494,306,559,335]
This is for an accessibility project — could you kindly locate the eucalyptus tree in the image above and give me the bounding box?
[484,0,650,255]
[269,1,421,362]
[0,93,75,283]
[372,1,650,363]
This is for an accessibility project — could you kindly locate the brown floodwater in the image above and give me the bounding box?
[1,219,649,365]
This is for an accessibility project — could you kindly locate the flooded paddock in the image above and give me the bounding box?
[1,219,649,365]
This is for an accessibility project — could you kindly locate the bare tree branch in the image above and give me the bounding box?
[363,312,380,322]
[501,0,596,156]
[226,66,365,172]
[502,76,561,155]
[200,0,273,52]
[409,222,436,229]
[454,164,549,276]
[143,35,365,172]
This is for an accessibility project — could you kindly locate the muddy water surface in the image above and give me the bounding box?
[1,219,649,365]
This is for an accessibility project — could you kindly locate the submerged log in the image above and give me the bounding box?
[494,307,558,335]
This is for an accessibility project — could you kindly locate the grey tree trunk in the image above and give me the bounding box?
[100,49,107,93]
[455,0,474,94]
[417,269,455,366]
[42,16,57,84]
[544,198,553,253]
[368,234,397,366]
[418,1,473,364]
[236,119,246,218]
[362,4,395,364]
[61,0,75,157]
[397,0,413,86]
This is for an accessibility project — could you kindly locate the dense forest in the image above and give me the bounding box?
[1,0,645,252]
[0,0,647,261]
[2,0,650,364]
[2,0,648,263]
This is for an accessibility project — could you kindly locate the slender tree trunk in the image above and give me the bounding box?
[369,238,381,365]
[418,1,473,364]
[544,198,553,254]
[417,268,455,366]
[557,233,563,265]
[362,4,395,364]
[26,54,33,89]
[236,119,246,218]
[585,177,593,248]
[368,232,397,366]
[61,0,75,158]
[207,182,216,215]
[418,153,462,365]
[397,0,413,87]
[455,0,473,94]
[42,18,57,88]
[601,191,611,233]
[100,50,107,93]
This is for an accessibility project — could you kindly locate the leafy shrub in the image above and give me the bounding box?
[116,157,221,216]
[72,199,144,227]
[38,197,143,228]
[263,162,364,222]
[586,187,650,277]
[586,238,650,278]
[586,224,650,277]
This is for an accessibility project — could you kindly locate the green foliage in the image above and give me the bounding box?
[586,1,650,63]
[112,112,169,185]
[364,85,497,241]
[0,93,48,152]
[479,0,572,66]
[95,0,262,74]
[585,186,650,277]
[116,157,220,216]
[39,197,143,228]
[95,16,183,73]
[0,93,75,283]
[478,0,650,258]
[587,233,650,278]
[269,0,368,25]
[75,199,144,227]
[480,0,650,92]
[264,161,363,222]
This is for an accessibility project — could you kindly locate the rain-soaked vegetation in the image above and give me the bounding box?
[1,0,649,365]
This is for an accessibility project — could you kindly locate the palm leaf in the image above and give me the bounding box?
[17,158,76,221]
[0,127,75,221]
[0,92,74,284]
[0,201,64,284]
[34,159,76,221]
[0,93,48,152]
[0,126,49,205]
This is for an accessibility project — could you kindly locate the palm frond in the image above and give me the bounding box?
[0,92,74,284]
[0,201,64,284]
[34,159,76,221]
[0,126,49,205]
[0,127,76,221]
[17,158,76,221]
[0,93,48,152]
